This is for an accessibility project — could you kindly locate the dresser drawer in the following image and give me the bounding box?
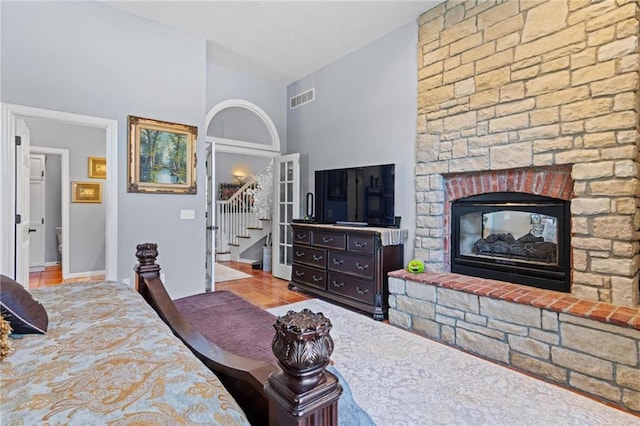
[312,231,346,250]
[292,265,326,290]
[328,272,375,305]
[293,245,326,268]
[347,235,375,255]
[293,229,311,244]
[328,251,375,280]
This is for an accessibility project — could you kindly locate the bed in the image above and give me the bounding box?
[0,280,249,425]
[0,244,344,425]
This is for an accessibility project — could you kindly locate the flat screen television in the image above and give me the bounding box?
[314,163,396,226]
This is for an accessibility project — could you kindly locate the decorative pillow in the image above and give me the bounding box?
[0,275,48,334]
[0,312,12,361]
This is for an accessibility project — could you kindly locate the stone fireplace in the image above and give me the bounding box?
[391,0,640,414]
[415,0,640,307]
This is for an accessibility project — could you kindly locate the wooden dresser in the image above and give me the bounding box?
[289,223,405,320]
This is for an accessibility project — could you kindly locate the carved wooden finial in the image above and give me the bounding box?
[266,309,341,424]
[271,309,334,393]
[134,243,161,289]
[135,243,158,266]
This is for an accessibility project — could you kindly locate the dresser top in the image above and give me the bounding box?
[291,223,407,246]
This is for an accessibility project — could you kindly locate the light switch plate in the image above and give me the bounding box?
[180,209,195,220]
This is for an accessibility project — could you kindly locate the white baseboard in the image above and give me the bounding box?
[238,258,258,264]
[64,269,106,280]
[45,261,60,267]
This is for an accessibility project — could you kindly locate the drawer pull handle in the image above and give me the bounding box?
[323,237,334,243]
[332,259,344,265]
[313,275,323,282]
[356,263,369,271]
[296,251,304,257]
[297,234,307,240]
[332,280,344,288]
[355,241,367,248]
[356,287,369,295]
[295,271,305,277]
[313,254,323,261]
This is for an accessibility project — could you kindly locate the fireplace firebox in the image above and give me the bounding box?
[451,193,570,292]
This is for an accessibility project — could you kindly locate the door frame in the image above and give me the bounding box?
[205,142,215,291]
[205,99,281,280]
[28,153,46,272]
[1,103,118,282]
[30,147,70,278]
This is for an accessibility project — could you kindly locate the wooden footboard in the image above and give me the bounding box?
[134,243,341,426]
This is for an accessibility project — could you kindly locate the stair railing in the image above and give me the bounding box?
[215,179,260,254]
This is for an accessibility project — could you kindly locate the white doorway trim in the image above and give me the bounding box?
[1,103,118,281]
[206,99,281,155]
[30,147,70,279]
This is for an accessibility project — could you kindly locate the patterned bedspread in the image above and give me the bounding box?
[0,281,249,425]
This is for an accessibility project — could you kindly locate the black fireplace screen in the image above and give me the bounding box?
[452,193,570,292]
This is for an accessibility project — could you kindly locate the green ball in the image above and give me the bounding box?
[407,259,425,273]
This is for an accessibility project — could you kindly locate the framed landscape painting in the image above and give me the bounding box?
[128,115,197,194]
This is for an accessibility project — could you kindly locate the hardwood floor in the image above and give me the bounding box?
[29,262,311,309]
[214,261,312,309]
[29,265,105,289]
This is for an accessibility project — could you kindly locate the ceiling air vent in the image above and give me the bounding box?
[290,88,315,110]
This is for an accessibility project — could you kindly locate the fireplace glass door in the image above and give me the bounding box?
[452,193,570,292]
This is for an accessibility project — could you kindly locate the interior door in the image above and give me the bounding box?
[205,143,215,291]
[271,153,300,280]
[15,118,31,284]
[29,154,46,272]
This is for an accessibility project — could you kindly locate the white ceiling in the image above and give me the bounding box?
[106,1,443,84]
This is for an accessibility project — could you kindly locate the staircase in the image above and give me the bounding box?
[215,179,270,262]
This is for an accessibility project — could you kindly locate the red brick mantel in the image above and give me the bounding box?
[390,269,640,331]
[444,166,573,202]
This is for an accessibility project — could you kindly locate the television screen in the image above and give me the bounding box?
[314,164,395,226]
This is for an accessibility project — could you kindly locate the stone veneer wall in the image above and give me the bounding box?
[388,271,640,414]
[416,0,640,306]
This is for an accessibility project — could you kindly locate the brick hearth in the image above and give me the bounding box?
[390,270,640,330]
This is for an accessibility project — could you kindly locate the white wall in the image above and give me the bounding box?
[206,62,287,152]
[2,1,207,298]
[24,118,105,273]
[287,22,418,262]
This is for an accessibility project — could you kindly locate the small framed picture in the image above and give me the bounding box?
[88,157,106,179]
[72,182,102,203]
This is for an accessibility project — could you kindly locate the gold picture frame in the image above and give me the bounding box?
[72,182,102,203]
[88,156,106,179]
[128,115,197,194]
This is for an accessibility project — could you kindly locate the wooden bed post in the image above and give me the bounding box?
[134,243,161,291]
[134,242,341,425]
[266,309,342,425]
